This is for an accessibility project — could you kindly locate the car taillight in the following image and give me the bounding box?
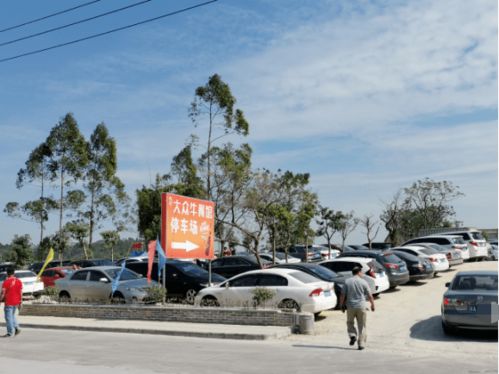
[367,269,376,278]
[429,257,437,262]
[443,297,467,306]
[262,263,270,269]
[309,288,323,297]
[385,263,399,270]
[470,241,478,246]
[446,253,451,260]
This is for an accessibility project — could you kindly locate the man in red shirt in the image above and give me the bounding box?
[0,268,23,337]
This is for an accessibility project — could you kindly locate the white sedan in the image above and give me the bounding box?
[194,268,337,314]
[0,270,44,298]
[397,246,450,273]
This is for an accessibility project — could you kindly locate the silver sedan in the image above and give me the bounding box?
[55,266,158,303]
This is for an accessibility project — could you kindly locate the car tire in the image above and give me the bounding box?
[184,289,197,305]
[278,299,300,312]
[111,292,126,304]
[200,296,219,307]
[59,291,71,303]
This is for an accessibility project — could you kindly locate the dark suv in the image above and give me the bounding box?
[338,250,409,288]
[276,245,322,262]
[209,255,271,279]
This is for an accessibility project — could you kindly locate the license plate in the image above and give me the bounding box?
[468,305,477,313]
[378,273,384,277]
[324,290,331,297]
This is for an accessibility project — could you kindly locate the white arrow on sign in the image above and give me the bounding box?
[171,240,199,252]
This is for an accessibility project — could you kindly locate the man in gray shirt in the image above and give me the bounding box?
[339,266,375,350]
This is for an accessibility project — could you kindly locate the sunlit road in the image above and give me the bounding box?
[0,328,496,374]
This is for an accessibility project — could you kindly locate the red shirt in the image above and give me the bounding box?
[2,277,23,306]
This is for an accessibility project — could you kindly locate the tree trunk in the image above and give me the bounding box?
[59,167,64,264]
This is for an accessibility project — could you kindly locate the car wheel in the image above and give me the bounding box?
[442,321,457,335]
[184,289,197,304]
[200,296,219,307]
[278,299,300,311]
[111,292,126,304]
[59,291,71,303]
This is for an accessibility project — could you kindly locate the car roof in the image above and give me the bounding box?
[74,266,120,271]
[454,270,497,276]
[423,234,462,239]
[325,257,373,263]
[233,268,300,277]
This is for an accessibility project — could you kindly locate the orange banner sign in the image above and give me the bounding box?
[161,193,215,259]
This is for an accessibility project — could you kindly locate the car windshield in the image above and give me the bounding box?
[176,262,208,277]
[15,271,36,278]
[304,265,337,280]
[451,237,466,244]
[382,253,403,263]
[419,248,438,255]
[471,232,484,240]
[452,274,497,291]
[288,271,321,284]
[106,268,141,281]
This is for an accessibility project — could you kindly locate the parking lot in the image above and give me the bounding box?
[290,260,497,362]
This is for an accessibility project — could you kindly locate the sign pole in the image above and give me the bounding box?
[162,265,166,305]
[208,259,212,286]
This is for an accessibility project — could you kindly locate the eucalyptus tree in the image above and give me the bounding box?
[4,234,33,268]
[189,74,249,200]
[80,123,130,249]
[101,230,120,261]
[45,113,88,254]
[4,142,57,247]
[316,207,345,255]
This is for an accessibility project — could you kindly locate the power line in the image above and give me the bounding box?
[0,0,153,48]
[0,0,103,34]
[0,0,218,64]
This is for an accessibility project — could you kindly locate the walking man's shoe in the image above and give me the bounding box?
[358,346,365,351]
[349,336,357,346]
[14,328,20,336]
[2,334,12,338]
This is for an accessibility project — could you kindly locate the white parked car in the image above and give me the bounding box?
[440,230,488,260]
[402,235,470,260]
[315,246,341,261]
[0,270,44,298]
[396,246,450,273]
[319,257,390,295]
[194,268,337,314]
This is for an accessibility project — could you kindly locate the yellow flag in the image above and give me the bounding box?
[37,247,55,279]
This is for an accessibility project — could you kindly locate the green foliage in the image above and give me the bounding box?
[43,286,58,298]
[380,178,464,245]
[4,234,33,267]
[144,285,166,304]
[252,287,275,308]
[100,230,120,261]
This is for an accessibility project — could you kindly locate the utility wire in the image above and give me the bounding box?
[0,0,153,48]
[0,0,103,34]
[0,0,218,64]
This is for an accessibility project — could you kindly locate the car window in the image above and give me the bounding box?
[176,262,208,277]
[305,265,337,280]
[71,270,89,281]
[322,261,352,272]
[106,268,141,281]
[211,259,224,267]
[419,248,438,255]
[382,253,402,263]
[450,237,466,244]
[89,270,106,281]
[452,274,497,290]
[230,274,259,287]
[257,274,288,286]
[224,258,248,266]
[288,271,321,284]
[15,271,36,278]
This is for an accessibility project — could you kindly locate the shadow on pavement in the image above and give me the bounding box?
[292,344,354,351]
[410,315,498,342]
[383,287,401,294]
[401,281,428,287]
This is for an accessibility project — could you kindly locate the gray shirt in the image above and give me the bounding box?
[342,275,371,309]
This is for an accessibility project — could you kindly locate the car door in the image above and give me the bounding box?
[165,264,183,297]
[223,258,252,278]
[88,270,111,301]
[221,274,260,307]
[256,274,287,307]
[67,270,90,300]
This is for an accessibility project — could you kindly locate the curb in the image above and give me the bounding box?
[1,322,291,341]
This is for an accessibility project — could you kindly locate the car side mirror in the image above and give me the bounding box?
[99,278,109,283]
[445,282,450,287]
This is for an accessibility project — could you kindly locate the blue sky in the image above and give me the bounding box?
[0,0,497,245]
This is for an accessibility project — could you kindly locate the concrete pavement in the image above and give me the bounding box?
[0,315,292,340]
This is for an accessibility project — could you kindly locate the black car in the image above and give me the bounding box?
[276,245,322,262]
[362,242,393,250]
[391,250,434,281]
[338,250,410,288]
[126,260,226,304]
[71,259,115,268]
[209,255,271,279]
[29,260,72,274]
[272,262,345,301]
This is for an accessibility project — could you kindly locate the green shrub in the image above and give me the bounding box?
[43,286,58,298]
[251,287,275,308]
[144,285,166,304]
